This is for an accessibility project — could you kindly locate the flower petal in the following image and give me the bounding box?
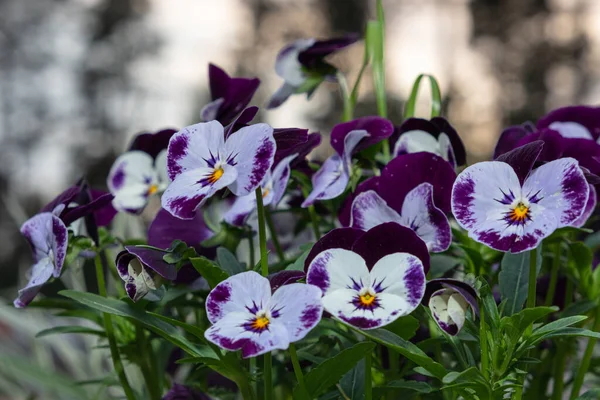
[225,123,276,196]
[266,83,297,109]
[129,129,177,159]
[162,165,237,219]
[148,208,213,252]
[306,249,370,295]
[494,141,544,185]
[224,193,257,227]
[270,154,297,206]
[205,271,272,324]
[21,212,67,277]
[269,283,323,341]
[350,190,403,231]
[123,246,177,280]
[537,105,600,141]
[268,271,306,293]
[339,177,380,227]
[200,97,225,122]
[393,130,440,158]
[275,39,315,85]
[522,158,589,227]
[400,183,451,252]
[369,253,426,312]
[341,129,371,165]
[431,117,466,166]
[303,227,365,271]
[108,151,157,212]
[206,64,260,125]
[14,259,55,308]
[428,289,469,335]
[331,117,394,156]
[297,35,359,68]
[167,121,225,180]
[572,184,597,228]
[493,125,532,159]
[301,155,348,207]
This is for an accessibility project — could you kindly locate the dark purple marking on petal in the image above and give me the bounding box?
[404,259,426,307]
[167,134,190,180]
[306,252,332,293]
[338,314,381,329]
[268,270,305,293]
[206,282,232,322]
[304,227,365,271]
[166,194,206,220]
[246,138,276,192]
[110,162,126,190]
[300,304,322,328]
[298,34,359,69]
[338,176,381,227]
[495,141,544,185]
[424,278,479,317]
[115,251,134,279]
[558,161,591,226]
[124,245,177,280]
[435,318,459,335]
[451,176,476,228]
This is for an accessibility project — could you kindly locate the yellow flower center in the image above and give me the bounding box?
[359,293,376,307]
[509,202,529,222]
[262,188,270,198]
[147,184,159,196]
[208,167,224,184]
[251,316,270,331]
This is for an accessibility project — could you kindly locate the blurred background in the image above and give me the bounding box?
[0,0,599,396]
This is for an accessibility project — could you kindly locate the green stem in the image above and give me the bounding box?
[248,230,255,269]
[337,72,353,122]
[136,325,161,400]
[289,343,309,399]
[480,306,490,380]
[255,187,272,400]
[349,57,369,111]
[569,305,600,399]
[374,0,389,161]
[552,343,567,400]
[544,244,561,307]
[365,349,373,400]
[265,208,285,262]
[526,248,538,309]
[94,254,135,400]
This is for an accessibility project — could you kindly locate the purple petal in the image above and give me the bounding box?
[148,208,213,251]
[266,83,297,109]
[268,270,306,293]
[338,177,380,227]
[297,34,359,69]
[270,154,296,206]
[269,283,323,340]
[303,227,365,271]
[494,141,544,185]
[223,106,260,138]
[301,155,348,207]
[275,39,315,85]
[61,190,115,227]
[572,184,597,227]
[379,153,457,214]
[200,98,225,122]
[273,128,321,167]
[537,105,600,141]
[306,249,370,295]
[223,193,257,227]
[40,186,80,214]
[14,259,55,308]
[224,123,276,196]
[423,278,479,317]
[493,125,531,159]
[123,246,177,280]
[350,190,403,231]
[129,129,177,159]
[516,129,564,163]
[207,64,260,126]
[107,151,159,213]
[351,222,430,273]
[330,117,394,156]
[431,117,466,166]
[428,288,469,335]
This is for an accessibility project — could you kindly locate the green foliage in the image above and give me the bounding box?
[189,257,229,288]
[499,246,542,316]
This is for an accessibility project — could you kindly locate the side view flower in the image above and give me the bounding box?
[163,120,276,219]
[306,223,428,330]
[204,271,323,358]
[423,278,478,336]
[452,141,589,253]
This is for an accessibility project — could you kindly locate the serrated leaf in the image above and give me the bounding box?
[36,326,106,338]
[296,342,375,399]
[217,247,245,275]
[499,247,542,316]
[190,256,229,288]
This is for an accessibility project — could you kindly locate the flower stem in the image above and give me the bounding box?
[569,305,600,399]
[94,254,135,400]
[308,205,321,240]
[365,350,373,400]
[552,343,567,400]
[526,248,538,309]
[544,244,561,307]
[136,324,161,400]
[337,72,353,122]
[289,343,309,399]
[480,305,490,380]
[265,208,285,262]
[255,187,272,400]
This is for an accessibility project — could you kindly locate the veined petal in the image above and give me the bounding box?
[269,283,323,341]
[342,129,370,166]
[162,165,237,219]
[270,154,297,206]
[369,253,426,312]
[301,155,348,207]
[393,130,441,158]
[225,123,276,196]
[224,193,257,227]
[306,249,370,295]
[14,259,55,308]
[494,141,544,185]
[206,271,272,324]
[522,158,589,227]
[572,184,597,227]
[350,190,403,231]
[20,212,67,277]
[400,183,451,252]
[167,121,225,180]
[205,312,290,358]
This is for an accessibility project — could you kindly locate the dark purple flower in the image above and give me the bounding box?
[267,35,359,109]
[205,271,323,358]
[129,129,177,159]
[423,278,478,336]
[536,105,600,141]
[116,246,177,301]
[15,211,68,308]
[330,116,394,155]
[162,383,210,400]
[42,184,116,227]
[273,128,321,167]
[392,117,466,168]
[201,64,260,126]
[162,121,276,219]
[305,223,427,330]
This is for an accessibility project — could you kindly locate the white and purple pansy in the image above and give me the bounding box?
[224,154,297,226]
[301,117,394,208]
[15,211,68,308]
[305,223,429,330]
[204,271,323,358]
[267,35,358,109]
[116,246,177,302]
[201,64,260,126]
[162,120,276,219]
[452,141,590,253]
[392,117,466,168]
[423,279,478,336]
[536,105,600,142]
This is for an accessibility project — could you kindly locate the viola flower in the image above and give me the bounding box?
[267,35,359,109]
[536,105,600,141]
[162,120,276,219]
[392,117,466,168]
[423,279,478,336]
[116,246,177,301]
[204,271,323,358]
[345,153,456,252]
[452,141,590,253]
[224,154,296,226]
[14,211,68,308]
[108,129,176,214]
[302,117,394,207]
[306,223,428,330]
[201,64,260,126]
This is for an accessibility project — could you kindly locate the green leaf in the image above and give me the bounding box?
[339,359,365,400]
[561,300,597,318]
[286,246,312,271]
[36,326,106,338]
[529,327,600,342]
[532,315,588,337]
[373,380,434,398]
[358,328,447,379]
[384,315,419,340]
[296,342,375,399]
[403,74,442,119]
[576,389,600,399]
[429,254,461,278]
[366,20,387,118]
[441,367,491,398]
[499,246,542,316]
[501,306,557,342]
[217,247,245,275]
[569,242,593,288]
[190,256,229,288]
[59,290,205,357]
